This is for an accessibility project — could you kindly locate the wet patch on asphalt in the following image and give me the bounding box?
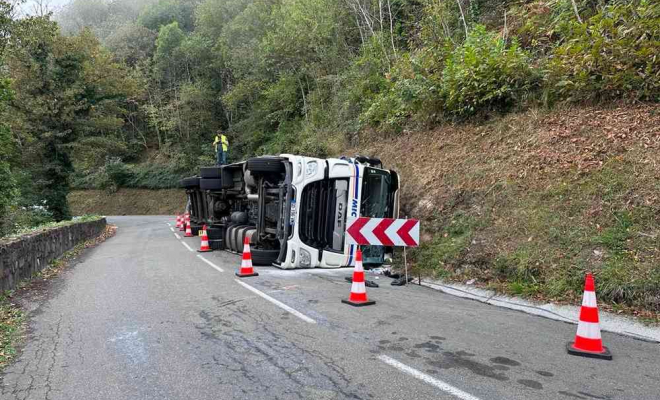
[427,351,510,382]
[489,356,521,367]
[413,341,442,353]
[517,379,543,389]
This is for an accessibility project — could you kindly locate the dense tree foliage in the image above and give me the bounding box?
[0,0,658,235]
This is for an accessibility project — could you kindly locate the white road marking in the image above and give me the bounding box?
[235,280,316,324]
[174,233,181,240]
[170,227,175,232]
[181,241,194,252]
[378,355,481,400]
[197,255,224,273]
[166,222,171,226]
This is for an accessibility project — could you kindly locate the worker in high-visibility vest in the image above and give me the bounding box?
[213,131,229,165]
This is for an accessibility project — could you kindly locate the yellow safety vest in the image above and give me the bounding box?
[214,135,229,152]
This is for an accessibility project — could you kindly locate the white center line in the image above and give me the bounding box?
[197,255,224,273]
[169,227,175,232]
[378,355,481,400]
[235,280,316,324]
[174,233,181,240]
[181,241,194,252]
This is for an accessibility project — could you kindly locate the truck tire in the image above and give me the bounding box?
[238,226,254,250]
[200,178,223,191]
[251,248,280,266]
[246,157,286,174]
[234,226,252,252]
[227,225,246,253]
[201,167,222,179]
[210,239,224,250]
[225,226,236,251]
[180,177,200,188]
[207,227,224,241]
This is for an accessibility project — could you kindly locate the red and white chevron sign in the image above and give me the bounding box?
[346,218,420,247]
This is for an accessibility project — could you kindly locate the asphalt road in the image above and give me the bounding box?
[1,216,659,400]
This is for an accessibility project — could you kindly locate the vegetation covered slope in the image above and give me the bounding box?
[68,189,186,216]
[360,103,659,315]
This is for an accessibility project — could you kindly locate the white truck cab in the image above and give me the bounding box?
[276,155,400,269]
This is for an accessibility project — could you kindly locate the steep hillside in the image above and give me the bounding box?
[68,189,186,216]
[357,103,660,316]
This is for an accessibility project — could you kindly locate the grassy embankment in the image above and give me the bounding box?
[68,189,186,216]
[357,103,659,319]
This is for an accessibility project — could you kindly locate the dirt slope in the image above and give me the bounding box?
[356,103,660,316]
[68,189,186,216]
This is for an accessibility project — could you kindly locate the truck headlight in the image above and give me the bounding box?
[299,249,311,267]
[306,161,318,177]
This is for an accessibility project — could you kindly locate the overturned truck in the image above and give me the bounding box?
[180,155,399,269]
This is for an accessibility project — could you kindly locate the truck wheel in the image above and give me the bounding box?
[227,225,247,253]
[246,157,286,174]
[225,226,236,252]
[251,248,280,266]
[206,227,224,241]
[239,227,254,250]
[201,167,222,179]
[180,177,200,189]
[234,226,252,252]
[200,178,222,190]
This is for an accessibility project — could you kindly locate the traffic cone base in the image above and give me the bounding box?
[341,298,375,307]
[566,342,612,360]
[235,271,259,278]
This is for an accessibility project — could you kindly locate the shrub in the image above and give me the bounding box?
[440,25,537,116]
[546,1,660,103]
[362,49,443,132]
[104,158,133,188]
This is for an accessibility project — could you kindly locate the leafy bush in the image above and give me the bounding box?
[361,48,446,132]
[546,1,660,103]
[125,162,190,189]
[440,25,537,116]
[104,158,133,188]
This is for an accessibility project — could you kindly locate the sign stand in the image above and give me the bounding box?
[404,215,409,286]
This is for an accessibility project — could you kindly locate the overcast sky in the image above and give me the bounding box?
[20,0,69,16]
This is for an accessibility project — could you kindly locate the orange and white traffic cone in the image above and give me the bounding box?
[198,225,212,253]
[179,214,186,231]
[236,236,258,277]
[175,215,181,229]
[342,249,375,307]
[567,273,612,360]
[185,221,193,238]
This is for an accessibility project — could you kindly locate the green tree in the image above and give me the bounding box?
[138,0,200,32]
[5,19,136,220]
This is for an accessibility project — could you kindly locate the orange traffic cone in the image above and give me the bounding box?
[176,215,182,229]
[567,273,612,360]
[179,214,186,231]
[185,221,193,238]
[236,236,258,277]
[198,225,212,253]
[342,249,375,307]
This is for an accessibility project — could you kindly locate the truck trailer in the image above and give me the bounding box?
[180,155,399,269]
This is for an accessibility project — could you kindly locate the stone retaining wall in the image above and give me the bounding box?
[0,218,107,291]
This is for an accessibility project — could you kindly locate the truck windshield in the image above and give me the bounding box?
[361,168,391,218]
